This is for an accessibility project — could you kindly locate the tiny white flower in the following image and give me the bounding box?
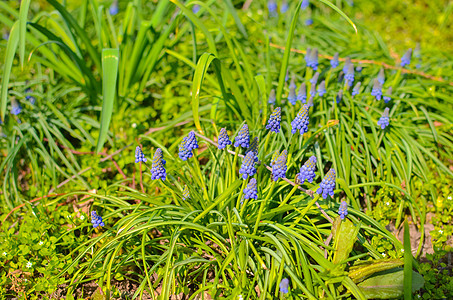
[26,261,32,268]
[80,215,85,221]
[385,202,390,206]
[2,252,6,256]
[38,241,43,246]
[238,295,243,300]
[67,215,71,219]
[439,230,443,234]
[401,249,404,252]
[448,196,452,200]
[417,295,421,298]
[24,279,28,282]
[132,123,137,128]
[382,253,386,257]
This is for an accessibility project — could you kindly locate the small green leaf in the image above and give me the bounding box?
[333,218,360,268]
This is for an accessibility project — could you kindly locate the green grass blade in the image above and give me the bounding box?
[317,0,357,33]
[1,21,19,122]
[19,0,31,69]
[403,219,412,300]
[96,48,119,153]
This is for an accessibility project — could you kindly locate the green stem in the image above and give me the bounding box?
[236,179,248,210]
[253,181,276,235]
[191,151,210,202]
[232,147,240,181]
[278,185,298,207]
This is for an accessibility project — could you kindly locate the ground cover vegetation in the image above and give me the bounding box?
[0,0,452,299]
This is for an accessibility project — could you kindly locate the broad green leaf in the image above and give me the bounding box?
[403,220,413,300]
[358,269,424,299]
[96,48,119,153]
[349,259,404,283]
[333,218,360,267]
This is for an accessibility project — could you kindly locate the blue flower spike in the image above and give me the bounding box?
[317,80,326,97]
[272,150,287,181]
[280,278,290,294]
[178,131,198,160]
[268,89,276,105]
[246,137,259,162]
[307,48,318,70]
[239,151,257,180]
[266,107,281,133]
[305,48,311,64]
[305,19,313,26]
[288,77,297,105]
[234,124,250,148]
[135,146,147,163]
[371,78,383,100]
[218,128,232,149]
[316,168,336,199]
[109,0,119,15]
[383,87,392,103]
[345,64,355,86]
[297,156,317,184]
[309,83,317,98]
[301,0,309,10]
[243,178,258,200]
[352,82,361,96]
[400,48,412,67]
[336,89,343,104]
[377,68,385,85]
[291,105,310,135]
[342,57,351,74]
[91,211,105,228]
[11,98,22,115]
[25,88,36,105]
[310,72,320,85]
[377,107,390,129]
[280,1,289,13]
[330,52,339,68]
[297,83,307,103]
[268,0,277,15]
[338,201,348,220]
[151,148,167,180]
[182,185,190,200]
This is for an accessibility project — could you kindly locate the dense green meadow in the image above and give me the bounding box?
[1,0,452,299]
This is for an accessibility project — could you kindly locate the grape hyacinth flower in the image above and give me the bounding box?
[330,52,339,68]
[11,99,22,115]
[297,83,307,103]
[25,88,36,105]
[185,131,198,152]
[285,70,290,82]
[377,107,390,129]
[317,81,326,97]
[267,0,277,15]
[297,156,317,184]
[338,201,348,220]
[356,64,363,72]
[218,128,232,149]
[383,87,392,103]
[342,57,351,74]
[151,148,167,180]
[239,151,257,180]
[310,72,320,85]
[280,1,289,13]
[305,48,311,64]
[305,19,313,26]
[243,178,258,200]
[272,150,287,181]
[345,64,355,86]
[291,105,310,135]
[309,83,317,98]
[179,131,198,160]
[400,48,412,67]
[192,4,200,13]
[307,48,318,70]
[301,0,309,9]
[182,185,190,200]
[307,96,314,107]
[246,137,259,162]
[279,278,289,294]
[352,82,361,96]
[109,0,119,15]
[288,77,297,105]
[316,168,336,199]
[268,89,276,105]
[336,89,343,104]
[377,68,385,85]
[371,79,383,100]
[234,124,250,148]
[266,107,281,133]
[135,146,147,163]
[91,211,105,228]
